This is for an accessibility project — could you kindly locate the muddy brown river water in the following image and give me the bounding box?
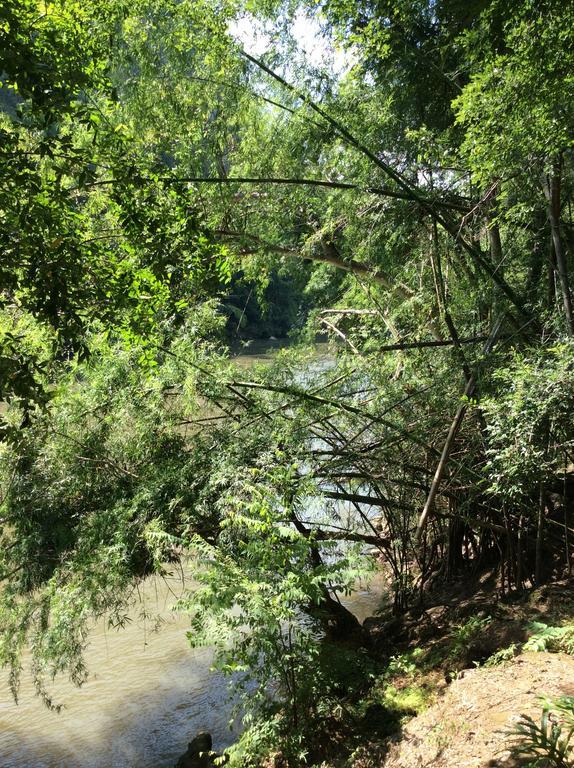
[0,341,386,767]
[0,573,385,767]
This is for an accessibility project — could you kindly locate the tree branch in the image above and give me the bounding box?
[240,50,535,324]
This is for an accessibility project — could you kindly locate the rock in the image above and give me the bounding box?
[188,733,212,754]
[175,732,227,768]
[424,605,447,624]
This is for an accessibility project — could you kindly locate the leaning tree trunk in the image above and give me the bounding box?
[416,317,505,540]
[291,514,366,643]
[543,158,574,336]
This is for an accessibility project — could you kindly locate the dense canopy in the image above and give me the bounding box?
[1,0,574,764]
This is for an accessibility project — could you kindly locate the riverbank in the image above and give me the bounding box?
[269,577,574,768]
[383,650,574,768]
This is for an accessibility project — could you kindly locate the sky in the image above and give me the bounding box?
[229,9,355,76]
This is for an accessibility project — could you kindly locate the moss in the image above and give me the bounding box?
[381,684,430,716]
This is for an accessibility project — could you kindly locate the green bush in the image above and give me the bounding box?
[449,616,492,661]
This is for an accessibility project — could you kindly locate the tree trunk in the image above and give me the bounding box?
[535,483,546,585]
[543,160,574,335]
[291,514,366,643]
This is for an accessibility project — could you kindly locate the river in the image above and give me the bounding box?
[0,340,386,768]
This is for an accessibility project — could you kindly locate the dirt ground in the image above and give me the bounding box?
[382,651,574,768]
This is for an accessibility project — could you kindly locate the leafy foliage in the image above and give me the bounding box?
[484,644,519,668]
[448,616,493,661]
[506,697,574,768]
[0,311,227,703]
[480,343,574,505]
[0,0,231,416]
[524,623,574,656]
[2,0,574,765]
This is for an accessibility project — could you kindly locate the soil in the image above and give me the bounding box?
[382,651,574,768]
[269,577,574,768]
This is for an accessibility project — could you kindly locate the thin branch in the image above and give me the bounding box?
[375,335,497,352]
[218,226,416,296]
[323,489,410,511]
[230,379,438,454]
[88,174,466,210]
[319,309,378,316]
[179,175,469,211]
[294,523,389,548]
[318,318,360,354]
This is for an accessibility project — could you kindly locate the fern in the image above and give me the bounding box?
[484,643,518,667]
[524,623,574,654]
[506,697,574,767]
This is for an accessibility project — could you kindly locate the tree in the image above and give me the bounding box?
[2,1,574,764]
[0,0,229,421]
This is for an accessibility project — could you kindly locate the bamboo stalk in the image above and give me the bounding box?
[416,315,505,541]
